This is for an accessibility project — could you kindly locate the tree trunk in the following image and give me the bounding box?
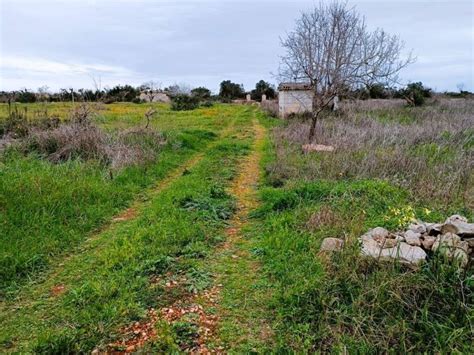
[309,113,318,142]
[309,92,320,142]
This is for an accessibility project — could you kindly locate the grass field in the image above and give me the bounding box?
[0,99,473,352]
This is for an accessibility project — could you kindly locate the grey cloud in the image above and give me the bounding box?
[1,0,472,92]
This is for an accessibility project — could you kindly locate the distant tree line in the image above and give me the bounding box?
[1,80,465,108]
[0,79,278,105]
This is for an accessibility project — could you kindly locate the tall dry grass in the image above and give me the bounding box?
[269,98,474,207]
[20,104,167,170]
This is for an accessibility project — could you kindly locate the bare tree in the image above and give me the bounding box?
[280,1,414,141]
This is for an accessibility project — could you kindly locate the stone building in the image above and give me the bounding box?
[278,83,313,118]
[139,91,171,103]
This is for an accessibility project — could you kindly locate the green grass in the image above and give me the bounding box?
[0,105,256,352]
[240,110,474,352]
[1,101,472,353]
[0,103,245,293]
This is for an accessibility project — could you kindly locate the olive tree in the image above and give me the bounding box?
[280,1,414,141]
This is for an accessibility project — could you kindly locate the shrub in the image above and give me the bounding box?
[200,100,214,108]
[171,94,200,111]
[0,106,30,138]
[105,85,140,102]
[16,89,36,103]
[367,83,389,99]
[191,87,211,100]
[25,121,110,163]
[20,104,166,169]
[399,82,432,106]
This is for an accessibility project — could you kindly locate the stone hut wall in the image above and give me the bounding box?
[278,90,313,118]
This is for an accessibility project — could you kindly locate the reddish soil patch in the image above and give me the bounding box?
[106,308,159,353]
[50,284,66,297]
[112,208,137,222]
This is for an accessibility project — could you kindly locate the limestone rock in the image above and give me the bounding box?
[320,238,344,252]
[381,238,400,249]
[369,227,390,239]
[465,238,474,248]
[441,220,474,238]
[404,230,422,246]
[408,222,426,234]
[421,236,436,250]
[445,215,468,224]
[393,234,405,242]
[381,243,427,265]
[360,236,426,266]
[361,235,381,258]
[432,233,470,267]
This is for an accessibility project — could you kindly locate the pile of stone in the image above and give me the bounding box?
[320,215,474,268]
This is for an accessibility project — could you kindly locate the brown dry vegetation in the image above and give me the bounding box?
[268,98,474,208]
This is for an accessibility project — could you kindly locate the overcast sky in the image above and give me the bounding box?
[0,0,472,93]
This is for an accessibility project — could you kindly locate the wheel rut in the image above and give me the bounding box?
[130,119,268,353]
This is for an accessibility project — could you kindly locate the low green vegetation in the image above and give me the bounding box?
[0,104,256,352]
[0,103,240,293]
[0,99,472,353]
[243,98,473,352]
[247,180,472,352]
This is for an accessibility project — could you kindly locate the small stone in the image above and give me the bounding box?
[320,238,344,252]
[408,222,426,234]
[360,237,426,266]
[369,227,390,239]
[432,232,461,253]
[393,234,405,242]
[382,242,427,265]
[360,235,382,258]
[433,233,470,268]
[404,230,422,246]
[441,220,474,237]
[445,215,468,224]
[453,249,469,268]
[421,236,436,250]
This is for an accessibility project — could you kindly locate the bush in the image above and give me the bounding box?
[16,90,36,103]
[171,94,200,111]
[25,121,110,163]
[200,100,214,108]
[399,82,432,106]
[105,85,140,102]
[0,106,29,138]
[19,104,166,169]
[191,87,211,100]
[367,84,389,99]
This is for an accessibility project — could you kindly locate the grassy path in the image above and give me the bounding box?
[208,119,274,351]
[144,118,274,352]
